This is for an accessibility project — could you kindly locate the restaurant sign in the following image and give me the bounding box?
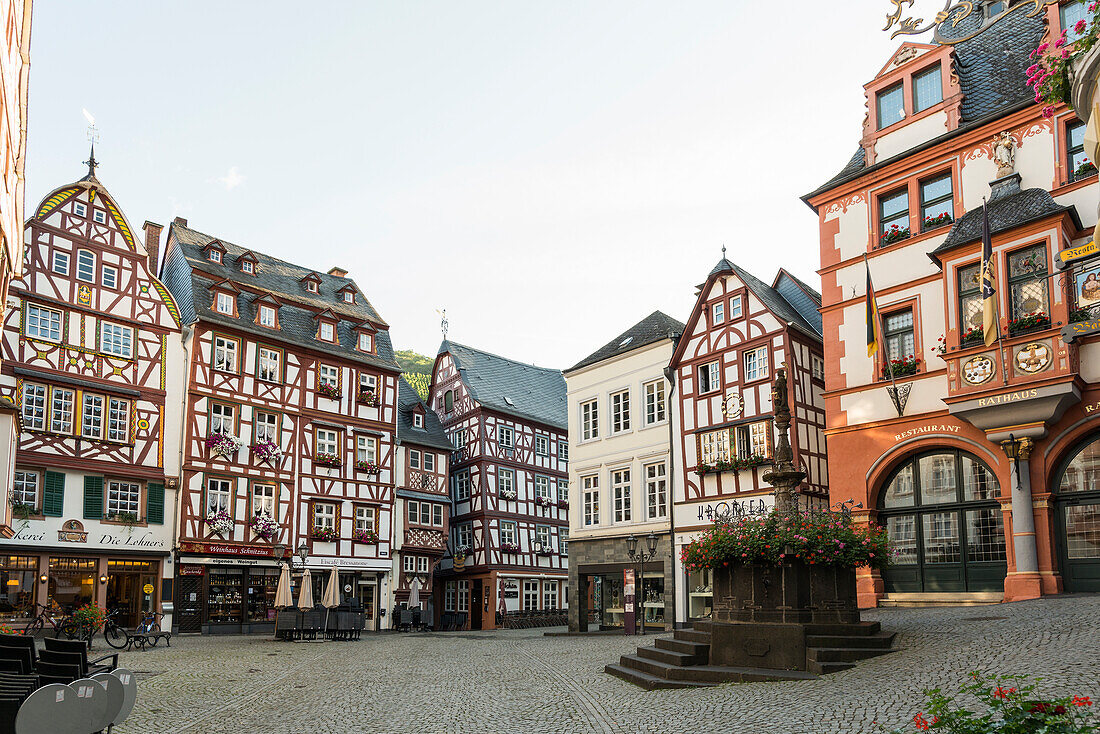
[1062,317,1100,343]
[1057,240,1099,269]
[178,541,274,558]
[58,519,88,543]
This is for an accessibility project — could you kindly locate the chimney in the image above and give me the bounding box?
[173,216,188,227]
[327,266,348,278]
[143,221,164,275]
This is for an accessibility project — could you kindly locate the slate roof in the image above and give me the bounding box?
[773,269,823,336]
[727,260,823,339]
[161,221,400,372]
[930,187,1079,258]
[804,7,1045,201]
[440,341,567,430]
[396,377,454,450]
[566,310,685,373]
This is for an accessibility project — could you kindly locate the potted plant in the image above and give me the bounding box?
[318,382,341,400]
[107,511,140,528]
[250,512,278,541]
[250,439,282,464]
[695,462,713,476]
[879,224,910,247]
[499,488,518,501]
[960,325,985,345]
[315,452,342,468]
[556,498,568,509]
[884,355,921,379]
[1076,159,1098,178]
[534,496,554,508]
[931,334,947,356]
[922,212,953,230]
[1008,312,1051,334]
[354,459,380,474]
[500,542,520,553]
[357,388,380,407]
[8,494,34,521]
[353,528,378,544]
[205,431,243,459]
[72,603,106,642]
[207,509,234,536]
[311,525,339,542]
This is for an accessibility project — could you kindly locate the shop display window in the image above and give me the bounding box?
[687,567,713,619]
[48,557,96,613]
[207,568,244,623]
[247,568,280,622]
[0,556,37,621]
[641,572,665,628]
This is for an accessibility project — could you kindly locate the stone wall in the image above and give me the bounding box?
[567,533,674,632]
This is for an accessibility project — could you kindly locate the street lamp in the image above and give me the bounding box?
[625,532,660,636]
[1001,433,1023,482]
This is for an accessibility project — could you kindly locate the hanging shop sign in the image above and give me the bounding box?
[1062,317,1100,343]
[1057,240,1099,270]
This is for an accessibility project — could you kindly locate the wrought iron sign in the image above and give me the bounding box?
[883,1,1056,43]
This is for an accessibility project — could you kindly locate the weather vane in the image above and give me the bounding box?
[437,308,449,339]
[882,0,1054,43]
[82,108,99,178]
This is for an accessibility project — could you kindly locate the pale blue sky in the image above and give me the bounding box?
[26,1,900,368]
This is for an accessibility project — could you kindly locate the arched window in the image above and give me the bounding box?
[444,390,454,413]
[1054,434,1100,592]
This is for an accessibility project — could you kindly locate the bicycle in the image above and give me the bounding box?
[102,608,130,650]
[22,603,80,639]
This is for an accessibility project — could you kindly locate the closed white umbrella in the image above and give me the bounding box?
[408,577,420,609]
[272,564,293,640]
[297,568,314,610]
[321,565,340,642]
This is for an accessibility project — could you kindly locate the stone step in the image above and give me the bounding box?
[604,664,713,690]
[806,660,856,675]
[618,654,818,684]
[802,621,881,637]
[805,631,896,649]
[674,629,712,644]
[879,592,1001,608]
[637,645,705,666]
[806,647,896,664]
[656,636,710,657]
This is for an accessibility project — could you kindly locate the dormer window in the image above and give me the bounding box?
[259,305,276,328]
[912,65,942,113]
[216,292,234,315]
[307,281,318,293]
[242,261,254,274]
[357,332,373,352]
[414,413,424,429]
[343,291,354,303]
[876,82,904,129]
[320,322,335,342]
[209,250,222,263]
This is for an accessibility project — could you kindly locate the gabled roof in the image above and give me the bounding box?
[729,262,821,339]
[397,377,454,450]
[566,310,685,374]
[772,269,823,336]
[439,340,567,430]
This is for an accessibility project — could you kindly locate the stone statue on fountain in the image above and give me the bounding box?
[762,365,805,517]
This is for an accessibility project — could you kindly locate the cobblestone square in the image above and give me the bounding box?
[110,595,1100,734]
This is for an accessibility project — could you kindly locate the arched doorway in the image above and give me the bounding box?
[1054,434,1100,592]
[877,449,1006,593]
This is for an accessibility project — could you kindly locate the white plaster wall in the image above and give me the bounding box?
[875,110,950,161]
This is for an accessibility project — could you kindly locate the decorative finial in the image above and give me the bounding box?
[721,244,726,259]
[84,142,98,179]
[437,308,449,339]
[83,111,100,179]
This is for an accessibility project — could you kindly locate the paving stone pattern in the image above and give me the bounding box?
[113,595,1100,734]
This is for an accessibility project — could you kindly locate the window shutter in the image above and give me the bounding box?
[42,471,65,517]
[147,482,165,525]
[83,476,103,520]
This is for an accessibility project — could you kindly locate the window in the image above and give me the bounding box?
[358,373,377,399]
[712,302,724,325]
[879,188,910,242]
[455,470,471,501]
[355,505,376,532]
[356,435,378,464]
[211,403,235,435]
[543,581,558,609]
[343,291,354,303]
[306,280,318,293]
[408,501,432,526]
[12,471,39,510]
[581,400,598,440]
[730,294,743,319]
[523,580,539,611]
[259,305,276,328]
[254,411,278,443]
[423,452,435,472]
[315,428,339,456]
[699,427,731,464]
[444,390,454,413]
[644,380,666,425]
[1008,245,1049,324]
[93,209,107,224]
[557,479,568,502]
[456,523,472,549]
[1063,1,1090,42]
[214,292,233,315]
[208,250,222,263]
[445,581,456,612]
[535,434,549,456]
[410,449,421,469]
[101,265,118,289]
[920,174,953,230]
[743,346,769,382]
[535,525,551,551]
[698,361,720,393]
[877,82,905,128]
[416,556,429,574]
[81,394,103,438]
[612,468,631,523]
[25,305,62,342]
[912,65,942,112]
[313,503,336,531]
[213,336,238,373]
[206,478,232,514]
[535,476,551,500]
[452,427,466,452]
[107,398,130,442]
[611,390,630,433]
[319,322,334,342]
[701,422,772,465]
[557,441,568,461]
[498,468,514,496]
[107,480,141,518]
[241,260,255,275]
[583,475,599,526]
[73,202,86,217]
[413,413,424,429]
[497,425,514,449]
[252,484,276,517]
[812,355,825,381]
[739,421,770,460]
[1068,121,1093,181]
[646,462,667,519]
[319,364,339,389]
[403,554,417,574]
[432,504,443,526]
[21,384,46,430]
[500,520,517,546]
[76,250,95,282]
[257,347,281,383]
[51,251,69,275]
[50,388,74,434]
[100,322,133,358]
[883,309,915,363]
[357,332,372,351]
[457,580,469,613]
[958,263,983,338]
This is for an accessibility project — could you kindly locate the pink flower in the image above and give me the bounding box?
[1063,48,1071,59]
[1076,19,1088,33]
[1042,105,1056,119]
[1026,63,1040,75]
[1056,37,1067,48]
[1038,42,1050,53]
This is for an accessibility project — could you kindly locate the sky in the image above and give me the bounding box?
[25,1,901,369]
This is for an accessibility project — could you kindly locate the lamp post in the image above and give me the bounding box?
[625,533,660,635]
[1001,433,1022,482]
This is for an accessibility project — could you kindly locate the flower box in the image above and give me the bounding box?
[498,489,518,501]
[354,460,380,474]
[107,511,140,526]
[250,440,282,464]
[357,389,380,407]
[205,432,243,459]
[499,542,520,553]
[535,549,555,557]
[315,453,342,468]
[207,510,234,536]
[1071,308,1095,323]
[1008,312,1051,334]
[1075,159,1098,179]
[311,526,339,542]
[878,225,910,248]
[556,499,569,509]
[353,528,378,544]
[317,383,342,400]
[922,212,953,230]
[695,456,770,476]
[534,496,554,508]
[250,512,278,541]
[883,355,920,380]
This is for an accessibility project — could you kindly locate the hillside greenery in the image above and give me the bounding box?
[396,349,433,400]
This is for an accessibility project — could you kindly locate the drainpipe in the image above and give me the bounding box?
[663,364,677,631]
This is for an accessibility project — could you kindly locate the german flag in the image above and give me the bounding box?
[865,255,881,358]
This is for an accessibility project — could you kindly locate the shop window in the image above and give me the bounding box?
[543,581,558,610]
[0,556,38,621]
[646,462,667,520]
[912,64,942,112]
[247,568,280,623]
[1007,245,1049,328]
[919,173,953,230]
[523,580,539,611]
[876,82,905,128]
[1054,433,1100,591]
[207,568,243,624]
[48,557,97,613]
[688,567,713,619]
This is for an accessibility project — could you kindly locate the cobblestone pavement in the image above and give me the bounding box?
[112,594,1100,734]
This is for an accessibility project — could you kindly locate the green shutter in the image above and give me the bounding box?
[83,476,103,520]
[42,471,65,517]
[147,482,165,525]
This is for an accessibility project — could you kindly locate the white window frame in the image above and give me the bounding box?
[101,264,118,289]
[50,387,75,434]
[21,383,46,431]
[210,403,235,435]
[93,209,107,224]
[209,250,222,263]
[315,428,339,456]
[535,475,551,500]
[500,520,517,546]
[319,364,339,388]
[812,355,825,381]
[24,304,63,342]
[413,413,424,429]
[356,435,378,464]
[457,580,469,613]
[215,292,234,315]
[423,452,435,472]
[432,504,443,526]
[213,336,238,373]
[523,580,539,611]
[410,449,421,470]
[713,301,724,324]
[535,524,551,550]
[107,398,130,443]
[543,581,558,609]
[357,332,372,351]
[560,528,569,556]
[699,360,720,394]
[73,202,86,217]
[242,260,254,274]
[612,468,631,523]
[497,425,514,449]
[730,294,743,319]
[254,411,278,443]
[497,468,514,496]
[557,479,568,502]
[455,470,471,501]
[445,581,456,612]
[206,478,232,515]
[343,291,355,304]
[313,502,337,531]
[456,523,472,549]
[558,441,569,461]
[258,347,281,383]
[581,400,598,441]
[99,322,134,359]
[535,434,549,456]
[319,322,335,342]
[252,483,276,518]
[582,475,599,526]
[259,305,276,328]
[417,556,429,574]
[744,345,769,383]
[76,250,95,282]
[644,379,666,425]
[12,470,39,510]
[51,251,69,275]
[355,505,376,532]
[106,480,141,518]
[645,462,668,520]
[81,393,104,439]
[610,390,630,434]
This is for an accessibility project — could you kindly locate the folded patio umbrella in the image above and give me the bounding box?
[408,577,420,609]
[272,563,293,640]
[297,568,314,610]
[321,565,340,642]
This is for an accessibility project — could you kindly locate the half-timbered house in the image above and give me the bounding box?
[387,377,452,628]
[160,219,401,634]
[430,341,568,630]
[0,160,184,629]
[669,257,827,625]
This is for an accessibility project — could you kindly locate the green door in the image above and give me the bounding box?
[1054,433,1100,592]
